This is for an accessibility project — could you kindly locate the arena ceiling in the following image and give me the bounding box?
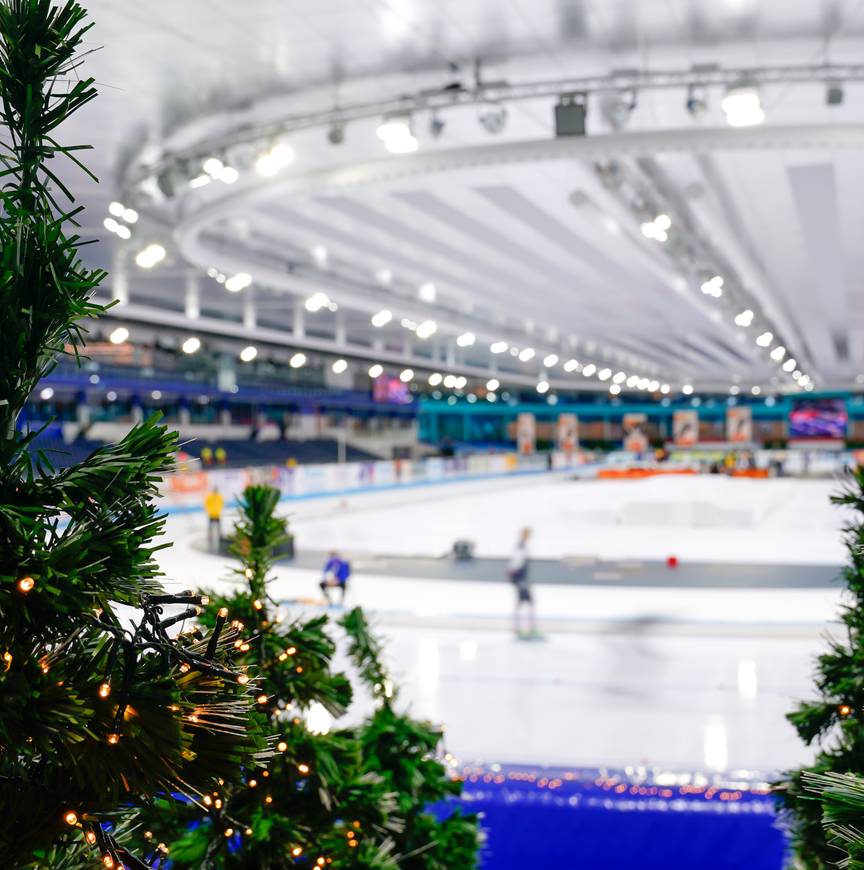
[60,0,864,394]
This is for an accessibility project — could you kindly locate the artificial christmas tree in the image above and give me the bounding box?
[134,484,405,868]
[135,484,480,869]
[0,2,264,866]
[778,466,864,867]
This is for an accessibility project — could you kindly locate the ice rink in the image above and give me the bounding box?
[156,473,848,776]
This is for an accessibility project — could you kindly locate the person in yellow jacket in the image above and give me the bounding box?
[204,487,224,552]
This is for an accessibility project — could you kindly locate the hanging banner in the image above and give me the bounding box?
[623,413,649,453]
[556,413,579,452]
[727,406,753,443]
[673,410,699,447]
[516,413,536,455]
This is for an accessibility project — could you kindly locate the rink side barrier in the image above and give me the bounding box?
[158,446,856,514]
[158,451,599,513]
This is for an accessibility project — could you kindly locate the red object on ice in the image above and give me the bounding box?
[666,556,678,568]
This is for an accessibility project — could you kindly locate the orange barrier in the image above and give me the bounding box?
[730,469,770,478]
[597,468,698,480]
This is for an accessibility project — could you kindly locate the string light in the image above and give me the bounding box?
[102,855,114,868]
[203,795,212,806]
[253,599,263,611]
[224,828,234,838]
[257,694,268,705]
[237,674,250,685]
[839,704,853,717]
[64,810,78,825]
[277,740,288,752]
[245,828,253,836]
[17,576,34,593]
[86,831,97,844]
[292,847,303,857]
[3,651,11,671]
[298,763,310,775]
[106,733,120,745]
[179,662,191,673]
[248,778,257,788]
[218,607,228,618]
[265,795,273,804]
[98,682,111,699]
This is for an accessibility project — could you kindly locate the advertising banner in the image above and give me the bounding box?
[556,413,579,452]
[623,413,649,453]
[727,405,753,443]
[673,410,699,447]
[516,413,536,455]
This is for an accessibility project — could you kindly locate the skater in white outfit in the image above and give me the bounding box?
[508,527,538,638]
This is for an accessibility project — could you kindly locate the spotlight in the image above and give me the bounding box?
[827,82,844,106]
[239,346,257,362]
[327,122,345,145]
[554,92,588,137]
[721,83,764,127]
[371,309,392,327]
[225,273,252,292]
[255,143,295,177]
[416,320,437,339]
[305,291,330,312]
[377,114,418,154]
[700,275,723,298]
[135,244,166,269]
[429,111,445,139]
[182,337,201,354]
[332,359,348,374]
[109,326,129,345]
[418,282,436,303]
[685,83,708,118]
[478,101,507,134]
[202,157,224,178]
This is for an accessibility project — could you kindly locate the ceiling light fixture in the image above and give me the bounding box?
[239,346,257,362]
[543,353,559,368]
[332,359,348,374]
[368,363,383,378]
[428,372,443,386]
[490,341,508,354]
[582,363,597,377]
[782,358,797,372]
[225,272,252,293]
[486,378,500,391]
[756,331,773,347]
[109,327,129,345]
[182,337,201,354]
[770,346,786,361]
[563,359,579,372]
[371,309,392,328]
[416,320,437,339]
[376,114,418,154]
[518,347,535,362]
[255,142,295,177]
[734,309,754,327]
[289,352,306,368]
[456,332,476,347]
[721,83,765,127]
[135,244,166,269]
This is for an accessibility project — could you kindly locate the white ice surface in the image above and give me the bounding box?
[154,474,846,773]
[269,473,849,566]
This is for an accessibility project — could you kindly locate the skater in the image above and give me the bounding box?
[509,527,539,639]
[319,551,351,606]
[204,485,224,552]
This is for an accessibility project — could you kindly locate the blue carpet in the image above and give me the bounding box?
[438,764,786,869]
